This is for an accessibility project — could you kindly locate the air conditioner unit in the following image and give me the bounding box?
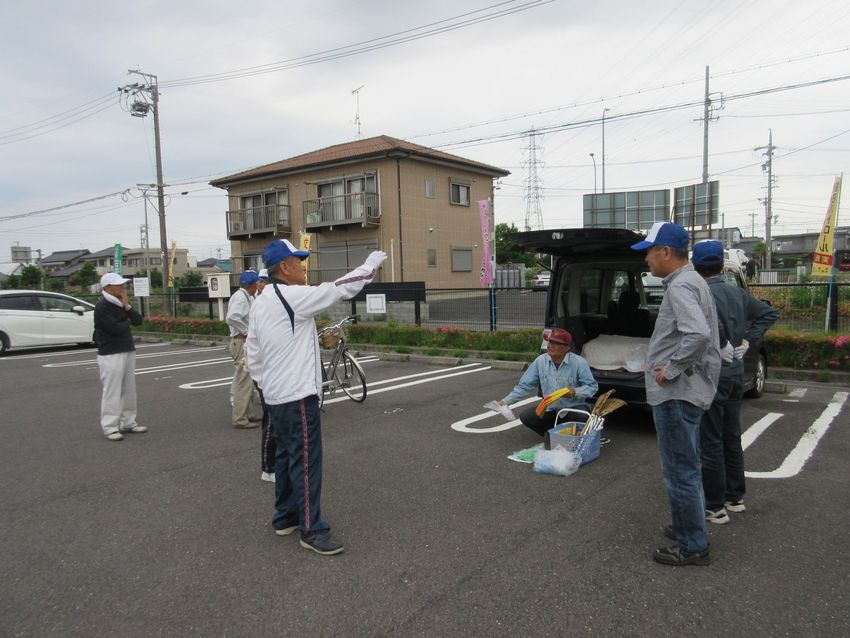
[231,222,243,232]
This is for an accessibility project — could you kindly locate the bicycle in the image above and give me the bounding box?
[317,315,367,408]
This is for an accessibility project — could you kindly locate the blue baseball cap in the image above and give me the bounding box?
[692,240,724,267]
[262,239,311,267]
[630,221,689,251]
[239,270,259,286]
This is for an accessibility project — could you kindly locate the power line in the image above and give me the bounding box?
[160,1,553,88]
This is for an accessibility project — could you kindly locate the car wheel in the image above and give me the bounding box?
[0,332,8,355]
[745,353,767,398]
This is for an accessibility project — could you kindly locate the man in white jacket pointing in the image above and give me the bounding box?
[246,239,386,556]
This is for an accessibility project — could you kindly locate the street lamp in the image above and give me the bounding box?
[120,70,171,314]
[589,153,597,195]
[601,108,611,194]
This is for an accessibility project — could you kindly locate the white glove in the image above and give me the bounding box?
[734,339,749,361]
[720,342,734,364]
[364,250,388,270]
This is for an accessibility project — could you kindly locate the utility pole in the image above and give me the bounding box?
[601,108,610,193]
[755,130,776,269]
[702,66,710,183]
[120,70,170,314]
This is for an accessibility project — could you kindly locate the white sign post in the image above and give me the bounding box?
[366,293,387,315]
[133,277,150,315]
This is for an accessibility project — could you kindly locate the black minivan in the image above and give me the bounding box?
[509,228,768,407]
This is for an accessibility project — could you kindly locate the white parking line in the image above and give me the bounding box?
[0,342,172,361]
[322,364,492,405]
[450,397,538,433]
[741,412,784,451]
[783,387,808,403]
[177,355,385,390]
[747,391,847,479]
[136,357,232,375]
[43,345,226,367]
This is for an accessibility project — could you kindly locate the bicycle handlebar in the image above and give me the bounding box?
[317,315,357,336]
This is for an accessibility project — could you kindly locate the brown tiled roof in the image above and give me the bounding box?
[210,135,509,187]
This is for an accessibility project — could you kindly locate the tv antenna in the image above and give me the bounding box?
[352,85,365,139]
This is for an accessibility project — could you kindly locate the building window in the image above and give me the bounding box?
[451,247,472,272]
[450,181,470,206]
[425,179,435,199]
[427,249,437,267]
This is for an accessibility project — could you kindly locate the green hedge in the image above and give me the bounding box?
[138,316,229,336]
[767,333,850,371]
[346,325,542,353]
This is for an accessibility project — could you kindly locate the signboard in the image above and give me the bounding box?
[583,190,670,231]
[673,181,719,228]
[366,294,387,314]
[207,274,231,299]
[113,244,123,275]
[11,246,32,263]
[133,277,150,297]
[300,232,312,282]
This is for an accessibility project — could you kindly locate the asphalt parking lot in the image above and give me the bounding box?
[1,343,848,637]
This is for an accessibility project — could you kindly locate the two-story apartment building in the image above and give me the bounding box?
[210,135,510,288]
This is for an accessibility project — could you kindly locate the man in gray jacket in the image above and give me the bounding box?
[631,222,721,566]
[692,240,778,524]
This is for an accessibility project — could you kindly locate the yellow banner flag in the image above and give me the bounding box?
[167,240,178,288]
[299,232,312,283]
[812,175,843,278]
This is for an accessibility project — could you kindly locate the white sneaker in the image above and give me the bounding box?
[106,432,124,441]
[725,500,746,513]
[123,425,147,434]
[261,472,275,483]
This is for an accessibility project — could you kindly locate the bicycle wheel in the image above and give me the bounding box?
[336,351,367,402]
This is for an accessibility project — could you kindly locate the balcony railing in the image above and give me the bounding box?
[226,204,291,238]
[303,192,380,230]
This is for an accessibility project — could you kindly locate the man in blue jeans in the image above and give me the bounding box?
[632,222,721,566]
[692,240,778,524]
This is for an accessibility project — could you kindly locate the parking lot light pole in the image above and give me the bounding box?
[589,153,597,194]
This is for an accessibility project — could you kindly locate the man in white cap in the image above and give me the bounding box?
[246,238,386,556]
[631,221,721,566]
[94,272,145,441]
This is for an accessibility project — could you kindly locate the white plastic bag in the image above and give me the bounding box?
[533,445,581,477]
[483,400,516,421]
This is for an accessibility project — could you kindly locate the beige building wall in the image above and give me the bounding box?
[226,158,496,288]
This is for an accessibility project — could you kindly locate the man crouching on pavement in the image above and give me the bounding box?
[246,239,386,556]
[498,327,598,438]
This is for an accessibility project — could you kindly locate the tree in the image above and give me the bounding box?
[495,223,537,266]
[19,265,43,288]
[178,270,203,287]
[2,274,21,289]
[70,262,99,289]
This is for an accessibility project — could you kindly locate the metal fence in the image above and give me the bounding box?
[131,282,849,335]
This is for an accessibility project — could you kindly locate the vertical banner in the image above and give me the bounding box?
[167,240,178,288]
[812,175,843,278]
[113,244,123,275]
[478,199,493,287]
[300,232,312,283]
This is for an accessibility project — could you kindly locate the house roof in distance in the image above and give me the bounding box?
[210,135,510,187]
[41,249,90,265]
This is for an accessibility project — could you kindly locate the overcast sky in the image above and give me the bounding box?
[1,0,848,266]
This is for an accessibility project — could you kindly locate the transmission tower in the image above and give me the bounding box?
[522,128,544,231]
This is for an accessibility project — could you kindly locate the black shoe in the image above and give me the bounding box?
[653,544,710,566]
[299,532,344,556]
[663,524,676,541]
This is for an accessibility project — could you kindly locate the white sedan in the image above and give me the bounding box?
[0,290,96,354]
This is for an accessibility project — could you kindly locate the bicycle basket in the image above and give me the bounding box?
[320,327,344,349]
